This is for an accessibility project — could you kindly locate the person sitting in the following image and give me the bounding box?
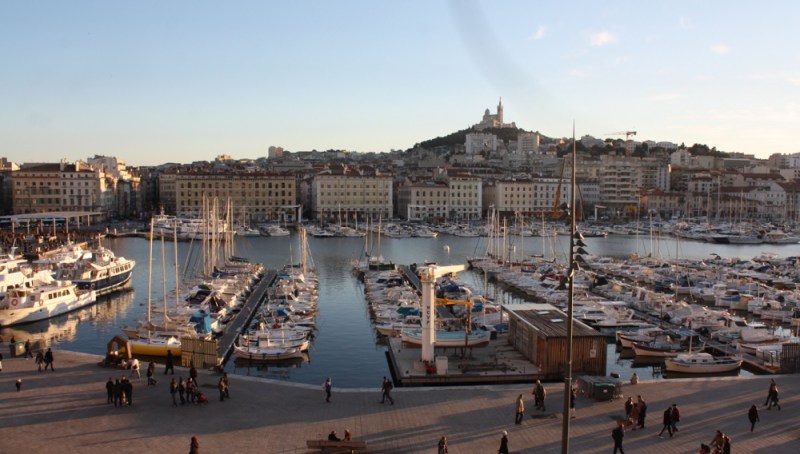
[343,429,352,441]
[328,430,341,441]
[630,373,639,385]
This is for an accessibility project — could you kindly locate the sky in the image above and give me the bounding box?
[1,1,798,166]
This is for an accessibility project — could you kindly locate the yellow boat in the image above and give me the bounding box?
[127,335,182,357]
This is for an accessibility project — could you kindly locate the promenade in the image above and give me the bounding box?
[0,350,796,453]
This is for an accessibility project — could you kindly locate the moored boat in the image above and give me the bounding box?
[664,352,743,374]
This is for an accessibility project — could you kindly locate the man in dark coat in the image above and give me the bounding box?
[44,348,54,371]
[105,377,114,404]
[123,377,133,406]
[380,376,394,405]
[164,350,175,375]
[658,406,673,438]
[612,422,625,454]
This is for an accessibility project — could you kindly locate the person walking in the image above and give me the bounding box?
[670,403,681,433]
[658,406,674,438]
[721,435,731,454]
[710,430,725,451]
[146,361,157,386]
[624,397,633,422]
[131,358,141,379]
[636,395,647,429]
[629,403,640,430]
[612,421,625,454]
[380,376,394,405]
[165,350,175,375]
[105,377,114,404]
[766,380,781,410]
[533,379,546,411]
[189,436,199,454]
[178,377,186,404]
[35,350,44,372]
[438,435,448,454]
[217,376,226,402]
[498,430,509,454]
[764,379,776,405]
[514,394,525,424]
[222,373,230,399]
[123,376,133,406]
[323,377,332,403]
[170,378,178,407]
[570,386,577,419]
[24,339,33,358]
[44,348,54,371]
[748,404,760,432]
[113,379,122,407]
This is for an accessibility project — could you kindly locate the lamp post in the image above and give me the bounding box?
[560,126,588,454]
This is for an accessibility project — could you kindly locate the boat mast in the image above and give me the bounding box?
[147,218,154,338]
[173,222,180,313]
[161,226,168,325]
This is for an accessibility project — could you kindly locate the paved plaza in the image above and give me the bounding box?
[0,350,797,453]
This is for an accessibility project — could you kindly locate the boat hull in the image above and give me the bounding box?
[0,291,97,327]
[128,338,182,357]
[664,353,742,374]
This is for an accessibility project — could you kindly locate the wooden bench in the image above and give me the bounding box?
[306,439,368,453]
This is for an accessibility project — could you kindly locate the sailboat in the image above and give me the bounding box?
[664,324,742,374]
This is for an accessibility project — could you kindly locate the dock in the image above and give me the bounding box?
[216,270,277,365]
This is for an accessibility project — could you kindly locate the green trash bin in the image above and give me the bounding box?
[595,383,615,401]
[10,342,25,357]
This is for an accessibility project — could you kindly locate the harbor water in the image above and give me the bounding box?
[4,232,798,387]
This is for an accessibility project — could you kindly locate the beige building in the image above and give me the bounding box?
[397,181,449,221]
[490,176,566,219]
[311,164,392,222]
[175,172,298,222]
[12,160,113,217]
[447,174,482,221]
[158,173,177,214]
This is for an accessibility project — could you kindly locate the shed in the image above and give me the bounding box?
[504,303,607,380]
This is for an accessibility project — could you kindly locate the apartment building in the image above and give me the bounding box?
[465,133,497,155]
[311,164,392,222]
[174,172,298,222]
[397,181,449,221]
[447,174,482,221]
[598,155,639,212]
[12,160,114,217]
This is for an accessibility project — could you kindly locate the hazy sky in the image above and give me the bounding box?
[1,1,798,166]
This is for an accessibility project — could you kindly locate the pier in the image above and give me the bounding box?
[216,270,277,366]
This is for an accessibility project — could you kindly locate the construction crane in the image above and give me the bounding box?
[605,130,637,157]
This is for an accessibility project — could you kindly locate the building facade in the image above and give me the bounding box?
[311,165,393,222]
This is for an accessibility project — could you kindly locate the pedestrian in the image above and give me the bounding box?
[624,397,633,422]
[343,429,352,441]
[15,378,22,391]
[670,403,681,433]
[189,365,198,383]
[710,430,725,451]
[612,421,625,454]
[35,350,44,372]
[658,406,673,438]
[131,358,141,379]
[630,403,640,430]
[178,377,186,404]
[380,376,394,405]
[323,377,332,403]
[170,378,178,407]
[24,339,32,358]
[123,376,133,406]
[190,436,199,454]
[222,372,230,398]
[218,376,226,402]
[165,350,175,375]
[514,394,525,424]
[533,379,546,411]
[721,435,731,454]
[570,386,576,419]
[498,430,509,454]
[0,351,3,371]
[146,361,157,386]
[766,380,781,410]
[44,348,54,371]
[113,379,122,407]
[636,395,647,429]
[438,435,448,454]
[106,377,114,404]
[747,404,759,432]
[187,378,196,404]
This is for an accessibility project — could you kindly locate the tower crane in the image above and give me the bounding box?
[605,130,637,157]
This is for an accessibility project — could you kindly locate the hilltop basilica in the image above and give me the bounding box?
[475,98,516,131]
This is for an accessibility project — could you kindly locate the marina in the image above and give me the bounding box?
[3,229,800,388]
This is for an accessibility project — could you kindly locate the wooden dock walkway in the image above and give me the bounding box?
[217,270,277,365]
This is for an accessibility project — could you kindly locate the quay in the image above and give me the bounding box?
[0,350,796,453]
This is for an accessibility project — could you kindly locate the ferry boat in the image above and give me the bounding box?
[0,280,96,327]
[53,247,135,296]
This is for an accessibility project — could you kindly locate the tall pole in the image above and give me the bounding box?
[561,123,577,453]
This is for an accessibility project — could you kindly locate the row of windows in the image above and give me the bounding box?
[180,191,290,198]
[179,181,290,189]
[181,199,291,207]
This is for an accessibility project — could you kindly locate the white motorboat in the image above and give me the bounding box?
[0,281,96,327]
[400,329,491,348]
[233,336,303,361]
[664,352,743,374]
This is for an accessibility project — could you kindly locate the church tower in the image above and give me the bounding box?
[497,97,504,124]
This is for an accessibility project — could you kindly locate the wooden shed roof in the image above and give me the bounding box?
[504,303,601,338]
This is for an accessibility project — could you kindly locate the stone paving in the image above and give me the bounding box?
[0,350,797,453]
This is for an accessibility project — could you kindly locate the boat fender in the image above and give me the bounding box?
[12,298,18,306]
[39,300,44,307]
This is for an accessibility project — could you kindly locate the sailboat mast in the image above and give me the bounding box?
[147,218,154,331]
[161,227,168,324]
[174,222,180,312]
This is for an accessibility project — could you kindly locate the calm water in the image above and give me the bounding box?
[4,232,799,387]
